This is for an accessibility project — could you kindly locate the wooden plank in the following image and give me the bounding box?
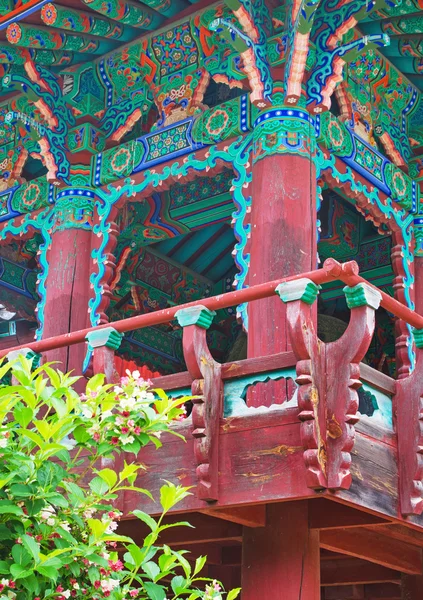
[321,558,400,586]
[201,505,266,527]
[320,528,422,574]
[365,524,423,547]
[151,351,297,391]
[309,499,390,529]
[324,583,401,599]
[359,364,395,395]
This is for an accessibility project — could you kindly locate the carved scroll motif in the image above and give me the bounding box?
[176,306,223,502]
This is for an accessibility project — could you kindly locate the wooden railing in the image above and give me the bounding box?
[3,257,423,516]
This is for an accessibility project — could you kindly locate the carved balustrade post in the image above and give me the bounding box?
[395,329,423,516]
[277,279,381,490]
[85,326,123,384]
[175,305,223,502]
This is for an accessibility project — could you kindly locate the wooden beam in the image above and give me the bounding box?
[118,513,243,546]
[319,529,422,575]
[309,500,389,530]
[365,524,423,547]
[201,505,266,528]
[401,574,423,600]
[321,558,400,586]
[324,583,401,599]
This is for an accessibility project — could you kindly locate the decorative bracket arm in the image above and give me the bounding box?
[277,280,380,490]
[175,305,223,502]
[86,326,123,384]
[395,329,423,516]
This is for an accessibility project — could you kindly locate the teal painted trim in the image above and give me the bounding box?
[344,283,382,310]
[276,278,320,305]
[86,326,123,349]
[413,328,423,350]
[224,367,297,417]
[360,382,393,430]
[175,305,215,329]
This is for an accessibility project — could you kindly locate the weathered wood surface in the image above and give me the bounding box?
[320,528,423,574]
[122,408,423,530]
[42,228,92,376]
[242,502,320,599]
[247,151,317,408]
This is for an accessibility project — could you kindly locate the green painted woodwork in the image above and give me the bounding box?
[86,326,123,349]
[276,279,321,305]
[344,283,382,310]
[175,305,216,329]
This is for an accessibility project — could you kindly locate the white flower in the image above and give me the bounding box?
[114,386,123,394]
[1,579,9,586]
[132,370,140,380]
[72,583,80,590]
[120,434,134,445]
[101,410,113,420]
[87,424,100,436]
[0,439,7,449]
[120,397,137,411]
[101,578,119,592]
[40,506,55,520]
[47,518,55,526]
[60,521,71,532]
[81,405,93,419]
[62,591,71,599]
[105,521,118,534]
[83,508,95,519]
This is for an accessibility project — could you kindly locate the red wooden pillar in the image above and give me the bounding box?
[242,501,320,599]
[42,227,93,375]
[247,106,317,407]
[401,574,423,600]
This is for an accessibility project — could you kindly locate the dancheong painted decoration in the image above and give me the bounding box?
[2,0,423,596]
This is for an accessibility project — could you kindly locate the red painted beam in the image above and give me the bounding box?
[1,257,422,359]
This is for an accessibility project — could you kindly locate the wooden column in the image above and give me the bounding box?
[242,501,320,599]
[247,106,317,407]
[401,575,423,600]
[42,227,93,375]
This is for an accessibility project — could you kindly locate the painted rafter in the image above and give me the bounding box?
[40,2,137,43]
[0,0,49,31]
[0,45,79,65]
[6,21,118,54]
[82,0,164,30]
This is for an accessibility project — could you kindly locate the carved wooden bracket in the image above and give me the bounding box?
[277,279,381,491]
[395,330,423,516]
[86,326,123,384]
[176,305,223,502]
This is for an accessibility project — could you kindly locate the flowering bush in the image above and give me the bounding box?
[0,357,240,600]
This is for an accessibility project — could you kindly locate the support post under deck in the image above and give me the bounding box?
[241,501,320,599]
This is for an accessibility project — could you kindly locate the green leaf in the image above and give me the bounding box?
[86,373,105,392]
[127,544,144,567]
[194,555,207,576]
[20,429,44,448]
[89,476,110,496]
[0,560,10,574]
[171,575,187,595]
[22,534,40,564]
[0,503,24,516]
[10,564,33,579]
[33,419,52,441]
[143,560,160,581]
[227,589,241,600]
[132,509,157,532]
[73,425,91,444]
[144,582,166,600]
[96,468,117,489]
[13,406,33,428]
[36,565,59,581]
[12,545,32,567]
[87,518,109,541]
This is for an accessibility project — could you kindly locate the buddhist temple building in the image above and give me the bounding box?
[2,0,423,597]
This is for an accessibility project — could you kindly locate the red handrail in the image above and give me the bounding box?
[1,258,422,359]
